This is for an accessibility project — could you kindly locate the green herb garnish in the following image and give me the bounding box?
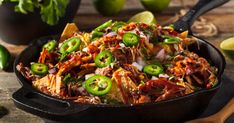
[0,0,69,25]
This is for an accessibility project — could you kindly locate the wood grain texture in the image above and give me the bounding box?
[186,98,234,123]
[0,0,234,123]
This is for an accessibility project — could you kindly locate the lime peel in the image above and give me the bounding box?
[220,37,234,59]
[128,11,157,24]
[140,0,171,12]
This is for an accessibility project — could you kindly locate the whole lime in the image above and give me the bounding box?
[93,0,125,16]
[140,0,171,12]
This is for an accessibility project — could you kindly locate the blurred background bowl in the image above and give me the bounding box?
[0,0,81,45]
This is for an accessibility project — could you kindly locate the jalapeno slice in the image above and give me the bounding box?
[94,20,112,31]
[59,37,81,54]
[91,31,104,40]
[143,64,164,76]
[162,35,180,44]
[0,45,11,70]
[94,51,113,68]
[43,40,57,52]
[84,75,112,96]
[31,63,48,76]
[112,21,126,32]
[123,33,140,47]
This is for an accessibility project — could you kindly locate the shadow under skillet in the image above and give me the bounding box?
[199,74,234,123]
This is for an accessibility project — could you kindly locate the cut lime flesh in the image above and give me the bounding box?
[220,37,234,59]
[128,11,157,24]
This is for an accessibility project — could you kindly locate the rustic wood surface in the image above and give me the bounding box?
[0,0,234,123]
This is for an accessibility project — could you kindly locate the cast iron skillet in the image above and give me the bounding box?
[12,0,228,123]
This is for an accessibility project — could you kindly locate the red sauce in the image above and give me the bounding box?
[139,78,183,92]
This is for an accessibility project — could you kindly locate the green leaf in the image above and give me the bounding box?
[0,0,3,5]
[40,0,69,25]
[1,0,69,25]
[10,0,35,14]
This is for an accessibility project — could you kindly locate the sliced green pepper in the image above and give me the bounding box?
[43,40,57,52]
[0,45,11,70]
[31,63,48,76]
[140,26,158,44]
[94,50,113,68]
[163,24,175,29]
[59,52,68,61]
[143,63,164,76]
[63,73,72,84]
[123,33,140,47]
[59,37,81,54]
[84,75,112,96]
[94,20,112,31]
[161,35,180,44]
[91,31,104,40]
[168,24,175,29]
[112,21,126,32]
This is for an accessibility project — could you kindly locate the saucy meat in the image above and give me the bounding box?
[17,21,217,105]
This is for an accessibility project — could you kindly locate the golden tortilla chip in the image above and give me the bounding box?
[60,23,79,42]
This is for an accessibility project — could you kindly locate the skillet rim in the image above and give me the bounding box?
[13,34,226,108]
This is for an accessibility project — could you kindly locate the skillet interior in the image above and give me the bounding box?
[13,35,226,123]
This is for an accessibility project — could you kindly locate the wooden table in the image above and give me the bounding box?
[0,0,234,123]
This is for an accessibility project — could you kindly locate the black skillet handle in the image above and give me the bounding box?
[174,0,230,33]
[12,87,89,118]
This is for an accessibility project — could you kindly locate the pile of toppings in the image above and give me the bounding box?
[17,20,218,105]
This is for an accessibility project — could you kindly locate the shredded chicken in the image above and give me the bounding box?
[33,74,66,97]
[16,63,36,81]
[17,22,218,105]
[74,96,101,104]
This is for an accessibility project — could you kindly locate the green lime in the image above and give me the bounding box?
[140,0,171,12]
[220,37,234,60]
[93,0,125,16]
[128,11,157,24]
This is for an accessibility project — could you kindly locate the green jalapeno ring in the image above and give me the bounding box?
[123,33,140,47]
[94,51,113,68]
[43,40,57,52]
[94,20,112,32]
[84,75,112,96]
[59,37,81,54]
[31,63,48,76]
[143,64,164,76]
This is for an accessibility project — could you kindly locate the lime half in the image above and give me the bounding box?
[128,11,157,24]
[220,37,234,60]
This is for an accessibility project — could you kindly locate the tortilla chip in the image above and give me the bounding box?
[60,23,79,42]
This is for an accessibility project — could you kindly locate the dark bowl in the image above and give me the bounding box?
[0,0,81,45]
[12,35,225,123]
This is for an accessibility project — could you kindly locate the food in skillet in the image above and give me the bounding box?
[16,20,218,104]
